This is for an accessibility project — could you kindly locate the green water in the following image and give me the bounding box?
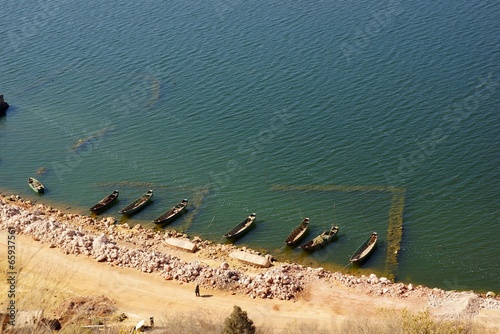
[1,0,499,292]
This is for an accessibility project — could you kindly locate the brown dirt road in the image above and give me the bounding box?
[0,231,421,328]
[1,231,499,332]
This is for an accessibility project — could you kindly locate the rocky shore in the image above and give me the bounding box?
[1,194,499,320]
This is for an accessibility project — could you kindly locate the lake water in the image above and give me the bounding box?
[1,0,499,292]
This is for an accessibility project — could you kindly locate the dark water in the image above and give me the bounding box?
[1,0,499,292]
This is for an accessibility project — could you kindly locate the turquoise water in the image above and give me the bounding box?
[1,0,499,292]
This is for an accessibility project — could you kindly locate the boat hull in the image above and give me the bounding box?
[153,211,186,225]
[284,218,310,246]
[153,199,188,225]
[223,214,256,240]
[119,190,153,215]
[300,225,339,251]
[28,177,45,194]
[349,232,378,263]
[90,190,119,213]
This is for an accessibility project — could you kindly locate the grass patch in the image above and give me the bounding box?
[2,306,498,333]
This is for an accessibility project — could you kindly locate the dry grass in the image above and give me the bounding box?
[1,254,498,334]
[1,233,497,334]
[0,250,77,316]
[2,306,498,334]
[336,308,500,334]
[153,309,225,334]
[0,253,117,334]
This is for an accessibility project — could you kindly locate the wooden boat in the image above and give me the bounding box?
[28,177,45,194]
[300,225,339,251]
[284,218,310,246]
[223,213,256,239]
[89,190,119,213]
[152,199,188,225]
[349,232,378,263]
[119,190,153,215]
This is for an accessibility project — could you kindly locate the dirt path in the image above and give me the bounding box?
[0,230,453,331]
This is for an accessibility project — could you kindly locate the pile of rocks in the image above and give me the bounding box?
[0,195,304,300]
[241,264,306,300]
[1,194,500,307]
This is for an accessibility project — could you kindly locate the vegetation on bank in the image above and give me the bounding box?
[2,306,498,334]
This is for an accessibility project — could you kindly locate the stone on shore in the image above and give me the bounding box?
[230,251,272,268]
[165,237,198,253]
[1,193,500,307]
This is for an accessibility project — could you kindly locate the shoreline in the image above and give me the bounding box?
[2,187,490,293]
[1,192,499,329]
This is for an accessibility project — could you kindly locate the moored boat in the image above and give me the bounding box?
[152,199,188,225]
[284,218,310,246]
[119,190,153,215]
[90,190,119,213]
[300,224,339,251]
[28,177,45,194]
[223,213,256,239]
[349,232,378,263]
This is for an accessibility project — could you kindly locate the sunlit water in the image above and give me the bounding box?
[1,0,499,292]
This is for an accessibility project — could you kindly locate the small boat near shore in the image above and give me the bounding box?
[119,190,153,215]
[223,213,256,240]
[284,218,310,246]
[152,199,188,225]
[349,232,378,263]
[300,224,339,251]
[90,190,119,213]
[28,177,45,194]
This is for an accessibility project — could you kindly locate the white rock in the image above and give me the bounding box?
[92,233,109,250]
[96,254,107,262]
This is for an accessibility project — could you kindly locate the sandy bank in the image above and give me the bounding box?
[1,193,499,331]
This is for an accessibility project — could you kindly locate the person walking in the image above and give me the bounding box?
[195,284,200,297]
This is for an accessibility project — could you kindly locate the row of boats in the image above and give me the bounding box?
[28,181,378,263]
[228,213,379,263]
[90,189,189,226]
[27,179,188,226]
